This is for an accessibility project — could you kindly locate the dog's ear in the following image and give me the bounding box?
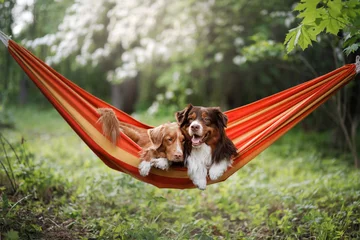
[147,125,165,149]
[211,107,228,129]
[175,104,193,127]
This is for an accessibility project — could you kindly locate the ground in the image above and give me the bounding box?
[1,106,360,239]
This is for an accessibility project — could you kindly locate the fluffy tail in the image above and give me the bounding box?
[97,108,120,145]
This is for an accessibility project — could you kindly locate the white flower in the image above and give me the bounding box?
[231,25,244,32]
[173,72,180,82]
[185,88,193,95]
[214,52,224,62]
[165,91,174,99]
[121,52,131,62]
[215,17,225,26]
[233,55,247,66]
[234,37,244,47]
[12,0,35,36]
[147,101,159,115]
[156,94,164,101]
[260,9,268,15]
[18,0,210,80]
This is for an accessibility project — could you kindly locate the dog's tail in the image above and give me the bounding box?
[97,108,120,145]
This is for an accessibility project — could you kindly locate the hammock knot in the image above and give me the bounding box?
[356,55,360,74]
[0,30,10,47]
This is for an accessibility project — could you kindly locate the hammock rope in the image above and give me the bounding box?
[1,30,358,189]
[0,30,9,47]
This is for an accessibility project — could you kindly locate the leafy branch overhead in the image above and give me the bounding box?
[285,0,360,55]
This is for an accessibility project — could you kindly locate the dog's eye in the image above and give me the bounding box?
[204,117,211,125]
[167,138,173,142]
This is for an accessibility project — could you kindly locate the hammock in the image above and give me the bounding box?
[1,31,359,189]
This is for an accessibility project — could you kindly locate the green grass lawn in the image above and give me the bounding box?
[1,106,360,239]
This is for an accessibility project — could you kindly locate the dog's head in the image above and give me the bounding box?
[147,122,184,162]
[176,104,237,162]
[176,104,228,148]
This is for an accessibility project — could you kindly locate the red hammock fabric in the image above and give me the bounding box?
[3,37,358,189]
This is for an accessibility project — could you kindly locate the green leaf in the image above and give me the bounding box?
[343,34,360,47]
[99,228,105,237]
[285,24,318,53]
[315,7,329,20]
[153,196,167,202]
[294,2,306,12]
[298,10,317,24]
[327,0,343,17]
[114,225,123,233]
[298,27,315,50]
[4,230,19,240]
[31,224,43,232]
[284,26,302,53]
[294,0,321,12]
[325,18,343,35]
[2,193,9,212]
[295,0,323,25]
[347,0,360,8]
[344,43,360,55]
[343,8,358,18]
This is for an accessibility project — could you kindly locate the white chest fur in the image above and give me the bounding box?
[187,144,212,171]
[186,144,212,190]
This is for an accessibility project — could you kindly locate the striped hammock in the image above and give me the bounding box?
[1,31,359,189]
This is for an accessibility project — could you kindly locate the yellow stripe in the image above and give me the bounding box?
[228,71,342,128]
[231,111,285,147]
[11,43,354,184]
[271,74,353,137]
[11,46,189,178]
[232,73,353,163]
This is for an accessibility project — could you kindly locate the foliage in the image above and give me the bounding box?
[285,0,360,54]
[0,0,15,112]
[1,106,360,239]
[0,130,74,237]
[0,0,75,108]
[284,0,360,168]
[9,0,308,112]
[2,0,354,126]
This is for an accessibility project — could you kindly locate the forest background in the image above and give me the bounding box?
[0,0,360,239]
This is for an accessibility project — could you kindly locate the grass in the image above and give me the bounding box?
[1,105,360,239]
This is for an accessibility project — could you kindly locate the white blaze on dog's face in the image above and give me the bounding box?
[188,119,204,147]
[148,123,185,162]
[177,105,228,151]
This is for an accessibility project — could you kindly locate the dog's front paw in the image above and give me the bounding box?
[193,178,207,190]
[209,163,227,180]
[151,158,169,170]
[138,161,151,176]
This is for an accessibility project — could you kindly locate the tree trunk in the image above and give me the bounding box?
[111,84,124,110]
[19,75,28,105]
[111,79,138,113]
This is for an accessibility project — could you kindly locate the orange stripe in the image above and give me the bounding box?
[227,71,342,128]
[9,43,190,180]
[7,40,357,189]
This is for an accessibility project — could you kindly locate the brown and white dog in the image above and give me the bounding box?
[176,104,238,190]
[97,108,184,176]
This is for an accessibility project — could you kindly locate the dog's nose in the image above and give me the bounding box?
[191,124,200,131]
[174,152,183,160]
